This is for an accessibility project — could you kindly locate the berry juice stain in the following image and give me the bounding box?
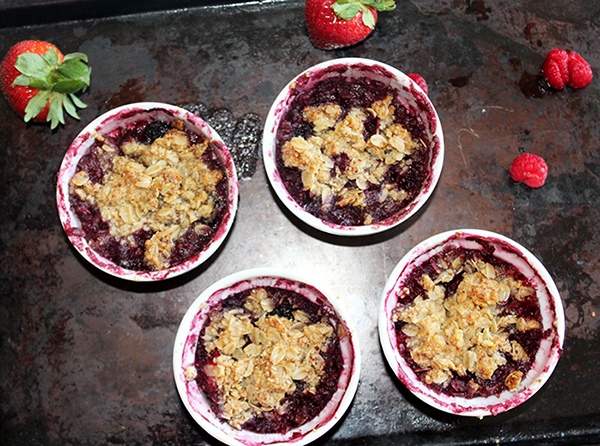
[449,75,471,88]
[518,72,547,99]
[465,0,491,21]
[183,103,263,180]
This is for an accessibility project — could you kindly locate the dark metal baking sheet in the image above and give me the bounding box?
[1,0,599,445]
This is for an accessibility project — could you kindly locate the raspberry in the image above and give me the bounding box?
[542,48,569,90]
[407,73,428,95]
[510,153,548,188]
[567,51,593,89]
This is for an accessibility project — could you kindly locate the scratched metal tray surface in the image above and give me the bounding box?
[0,0,599,445]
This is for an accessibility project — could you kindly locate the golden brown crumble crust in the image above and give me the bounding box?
[197,288,334,428]
[70,121,224,270]
[281,96,421,224]
[392,256,539,392]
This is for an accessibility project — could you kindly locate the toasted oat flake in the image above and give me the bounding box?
[392,255,540,391]
[69,121,224,270]
[201,288,335,428]
[281,96,422,224]
[184,365,198,381]
[505,370,523,391]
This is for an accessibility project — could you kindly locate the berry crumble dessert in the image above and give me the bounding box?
[275,67,436,227]
[185,286,345,433]
[68,115,229,271]
[392,245,547,398]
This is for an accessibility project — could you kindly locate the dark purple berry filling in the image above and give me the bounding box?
[394,245,546,398]
[69,114,229,271]
[194,287,344,434]
[275,67,433,227]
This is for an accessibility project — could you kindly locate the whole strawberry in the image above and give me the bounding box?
[510,153,548,188]
[305,0,395,50]
[0,40,91,129]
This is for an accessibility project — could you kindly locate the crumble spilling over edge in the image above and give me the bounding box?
[184,288,337,429]
[69,120,224,270]
[281,96,423,225]
[392,255,541,393]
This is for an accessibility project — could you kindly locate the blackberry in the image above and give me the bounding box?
[143,121,171,144]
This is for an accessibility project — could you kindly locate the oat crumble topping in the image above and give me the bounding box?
[69,120,224,270]
[184,365,198,381]
[281,96,421,224]
[200,288,334,428]
[392,256,540,393]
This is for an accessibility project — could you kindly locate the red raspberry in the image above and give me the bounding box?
[510,153,548,188]
[407,73,428,94]
[542,49,569,90]
[567,51,593,89]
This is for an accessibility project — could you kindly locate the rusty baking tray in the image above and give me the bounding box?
[1,0,599,445]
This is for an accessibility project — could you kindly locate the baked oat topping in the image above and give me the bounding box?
[281,96,422,224]
[69,121,224,270]
[200,288,334,429]
[392,256,540,392]
[184,365,198,381]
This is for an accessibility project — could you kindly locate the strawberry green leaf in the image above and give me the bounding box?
[63,95,80,120]
[63,52,88,63]
[332,2,360,21]
[55,60,91,91]
[14,53,52,79]
[48,93,65,130]
[69,93,87,109]
[42,48,60,66]
[53,78,86,94]
[12,74,50,90]
[331,0,395,24]
[362,0,395,11]
[360,5,376,28]
[58,58,89,74]
[23,90,51,123]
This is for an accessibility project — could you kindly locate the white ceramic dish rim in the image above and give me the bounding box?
[262,57,444,237]
[56,102,239,281]
[173,267,361,446]
[378,229,565,417]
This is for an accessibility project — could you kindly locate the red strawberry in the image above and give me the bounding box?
[567,51,593,89]
[542,48,569,90]
[0,40,91,129]
[305,0,395,50]
[407,73,428,94]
